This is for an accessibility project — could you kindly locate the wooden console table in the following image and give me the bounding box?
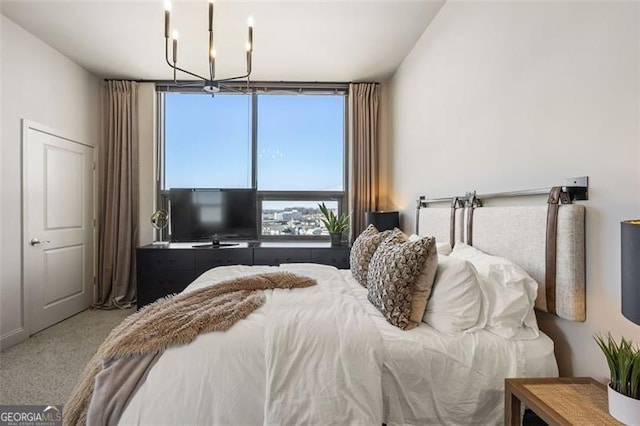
[505,377,622,426]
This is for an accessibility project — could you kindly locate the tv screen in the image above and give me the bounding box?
[169,188,257,241]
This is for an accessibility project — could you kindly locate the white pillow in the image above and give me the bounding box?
[423,255,485,333]
[450,243,539,340]
[409,234,452,255]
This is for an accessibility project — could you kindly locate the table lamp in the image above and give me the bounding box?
[622,220,640,325]
[365,211,400,232]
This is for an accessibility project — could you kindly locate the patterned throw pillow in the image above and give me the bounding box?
[350,225,398,287]
[367,233,432,330]
[408,236,438,327]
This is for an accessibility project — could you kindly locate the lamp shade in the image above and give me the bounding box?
[366,211,400,232]
[622,220,640,325]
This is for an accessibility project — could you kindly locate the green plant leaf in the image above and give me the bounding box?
[630,351,640,399]
[594,332,640,399]
[318,202,349,233]
[595,333,619,390]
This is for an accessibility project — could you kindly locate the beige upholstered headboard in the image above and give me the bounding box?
[416,184,587,322]
[417,208,464,246]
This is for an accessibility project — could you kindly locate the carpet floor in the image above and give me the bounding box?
[0,307,134,405]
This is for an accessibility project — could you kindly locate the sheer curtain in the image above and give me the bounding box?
[349,83,381,242]
[96,81,139,308]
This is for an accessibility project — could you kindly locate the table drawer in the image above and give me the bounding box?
[194,248,254,274]
[310,248,350,269]
[137,269,197,308]
[253,248,311,265]
[137,249,194,272]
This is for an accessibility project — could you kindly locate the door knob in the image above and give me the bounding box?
[30,238,50,246]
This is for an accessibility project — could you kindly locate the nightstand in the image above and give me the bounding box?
[505,377,623,426]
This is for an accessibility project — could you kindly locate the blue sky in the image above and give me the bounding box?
[165,93,345,191]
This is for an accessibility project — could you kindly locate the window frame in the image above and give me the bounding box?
[156,83,349,242]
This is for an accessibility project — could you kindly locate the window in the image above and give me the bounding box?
[158,85,347,240]
[164,93,252,189]
[257,95,344,191]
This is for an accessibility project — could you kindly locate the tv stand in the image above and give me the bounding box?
[136,242,350,308]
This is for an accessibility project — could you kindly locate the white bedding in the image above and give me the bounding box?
[121,264,384,425]
[120,264,557,425]
[341,270,558,425]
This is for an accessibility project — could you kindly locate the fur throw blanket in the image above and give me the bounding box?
[64,272,316,426]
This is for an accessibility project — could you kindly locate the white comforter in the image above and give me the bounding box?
[342,270,558,425]
[120,263,557,425]
[120,264,384,425]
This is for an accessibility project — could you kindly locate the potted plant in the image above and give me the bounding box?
[318,202,349,246]
[594,332,640,424]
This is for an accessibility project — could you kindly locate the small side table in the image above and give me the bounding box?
[505,377,623,426]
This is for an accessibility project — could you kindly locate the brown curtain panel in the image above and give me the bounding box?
[96,81,139,308]
[349,83,380,242]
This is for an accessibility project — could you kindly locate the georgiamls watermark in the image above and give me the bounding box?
[0,405,62,426]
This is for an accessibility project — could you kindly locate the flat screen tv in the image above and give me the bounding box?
[169,188,257,242]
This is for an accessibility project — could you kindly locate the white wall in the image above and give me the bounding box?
[0,15,102,349]
[386,2,640,378]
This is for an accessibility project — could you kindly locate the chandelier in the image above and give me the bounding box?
[163,0,254,93]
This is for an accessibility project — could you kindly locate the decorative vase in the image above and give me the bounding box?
[608,383,640,424]
[330,232,342,247]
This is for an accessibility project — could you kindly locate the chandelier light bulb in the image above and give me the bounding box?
[210,48,216,58]
[172,31,179,64]
[247,17,254,53]
[246,41,251,52]
[208,0,214,32]
[164,1,171,38]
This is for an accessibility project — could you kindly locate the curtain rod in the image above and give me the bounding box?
[102,79,373,90]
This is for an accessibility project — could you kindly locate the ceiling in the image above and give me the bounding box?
[0,0,445,83]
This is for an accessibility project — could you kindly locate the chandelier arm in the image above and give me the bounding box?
[214,73,251,83]
[164,38,208,81]
[209,30,215,81]
[171,64,208,82]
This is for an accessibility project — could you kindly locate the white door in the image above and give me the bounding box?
[23,121,94,334]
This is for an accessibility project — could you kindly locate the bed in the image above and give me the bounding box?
[69,183,587,425]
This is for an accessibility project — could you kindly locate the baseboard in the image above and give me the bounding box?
[0,327,28,351]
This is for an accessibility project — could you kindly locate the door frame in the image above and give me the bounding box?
[20,119,97,338]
